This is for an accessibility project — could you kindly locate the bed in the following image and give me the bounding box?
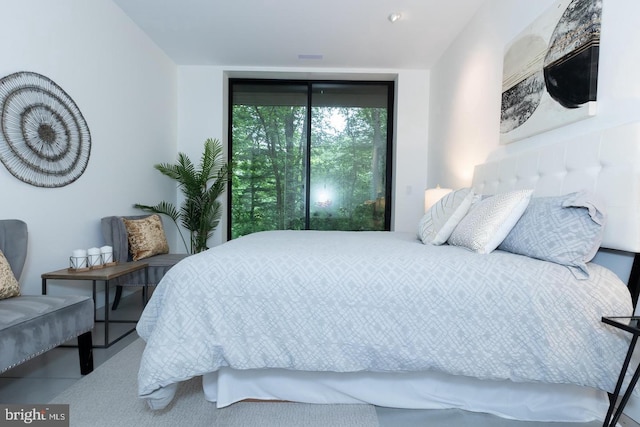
[136,121,640,423]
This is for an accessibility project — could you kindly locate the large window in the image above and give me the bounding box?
[228,80,394,239]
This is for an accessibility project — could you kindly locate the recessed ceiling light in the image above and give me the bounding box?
[388,13,402,23]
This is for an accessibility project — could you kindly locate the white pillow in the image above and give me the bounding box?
[418,188,475,245]
[448,189,534,254]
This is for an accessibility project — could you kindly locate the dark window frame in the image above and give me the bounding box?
[227,78,395,240]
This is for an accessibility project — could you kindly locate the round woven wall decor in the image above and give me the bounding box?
[0,71,91,187]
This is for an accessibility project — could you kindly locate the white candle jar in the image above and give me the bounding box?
[100,245,114,265]
[69,249,88,270]
[87,247,103,269]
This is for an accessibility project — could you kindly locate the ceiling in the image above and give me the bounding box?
[112,0,487,69]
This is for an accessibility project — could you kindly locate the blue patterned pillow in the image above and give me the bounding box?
[498,191,606,279]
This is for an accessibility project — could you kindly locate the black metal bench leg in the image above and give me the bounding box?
[78,331,94,375]
[111,285,123,310]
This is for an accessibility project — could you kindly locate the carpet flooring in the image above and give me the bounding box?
[50,338,379,427]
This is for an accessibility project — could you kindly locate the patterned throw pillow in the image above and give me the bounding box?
[0,250,20,300]
[418,188,475,245]
[448,189,533,254]
[498,191,606,279]
[123,215,170,261]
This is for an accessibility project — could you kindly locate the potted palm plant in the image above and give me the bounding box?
[135,138,228,254]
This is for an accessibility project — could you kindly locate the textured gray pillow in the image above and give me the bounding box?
[498,191,606,279]
[418,188,474,245]
[448,189,533,254]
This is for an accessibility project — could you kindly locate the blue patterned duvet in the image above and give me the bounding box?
[136,230,633,409]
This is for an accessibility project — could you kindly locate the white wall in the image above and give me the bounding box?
[0,0,178,296]
[428,0,640,189]
[394,70,431,232]
[176,67,226,247]
[177,66,430,244]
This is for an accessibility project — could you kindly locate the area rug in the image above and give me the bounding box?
[50,338,379,427]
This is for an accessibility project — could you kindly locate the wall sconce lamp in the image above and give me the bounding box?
[424,186,452,212]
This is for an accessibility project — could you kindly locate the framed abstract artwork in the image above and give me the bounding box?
[500,0,601,144]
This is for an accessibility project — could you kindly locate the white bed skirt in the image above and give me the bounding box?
[202,368,610,423]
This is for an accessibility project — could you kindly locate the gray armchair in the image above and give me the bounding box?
[101,215,187,310]
[0,219,93,375]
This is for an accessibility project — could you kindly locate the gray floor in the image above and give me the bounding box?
[1,291,638,427]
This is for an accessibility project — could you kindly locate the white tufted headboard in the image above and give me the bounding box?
[472,122,640,253]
